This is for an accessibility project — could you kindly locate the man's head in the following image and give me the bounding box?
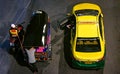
[17,25,23,30]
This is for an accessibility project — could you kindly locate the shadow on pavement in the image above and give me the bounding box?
[63,28,73,68]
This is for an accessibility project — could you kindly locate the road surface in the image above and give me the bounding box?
[0,0,120,74]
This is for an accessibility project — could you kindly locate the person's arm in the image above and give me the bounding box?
[21,30,25,44]
[59,18,69,30]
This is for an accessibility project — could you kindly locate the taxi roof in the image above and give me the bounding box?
[76,16,98,37]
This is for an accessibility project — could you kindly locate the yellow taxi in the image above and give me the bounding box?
[70,3,106,69]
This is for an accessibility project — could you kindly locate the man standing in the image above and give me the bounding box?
[25,47,38,73]
[9,24,18,55]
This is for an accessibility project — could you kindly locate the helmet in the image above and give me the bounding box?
[11,24,16,28]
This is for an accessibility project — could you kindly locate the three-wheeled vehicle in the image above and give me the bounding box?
[23,10,52,61]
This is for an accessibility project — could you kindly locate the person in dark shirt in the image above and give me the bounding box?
[17,24,25,43]
[59,14,76,30]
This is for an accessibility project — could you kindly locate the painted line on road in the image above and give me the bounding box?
[0,0,32,46]
[15,0,32,24]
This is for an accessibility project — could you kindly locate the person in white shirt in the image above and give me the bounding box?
[26,47,36,63]
[25,47,38,73]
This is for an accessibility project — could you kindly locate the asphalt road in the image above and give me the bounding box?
[0,0,120,74]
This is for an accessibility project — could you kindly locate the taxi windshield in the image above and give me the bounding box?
[76,38,101,52]
[75,9,99,16]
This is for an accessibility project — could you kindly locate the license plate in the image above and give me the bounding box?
[84,61,93,64]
